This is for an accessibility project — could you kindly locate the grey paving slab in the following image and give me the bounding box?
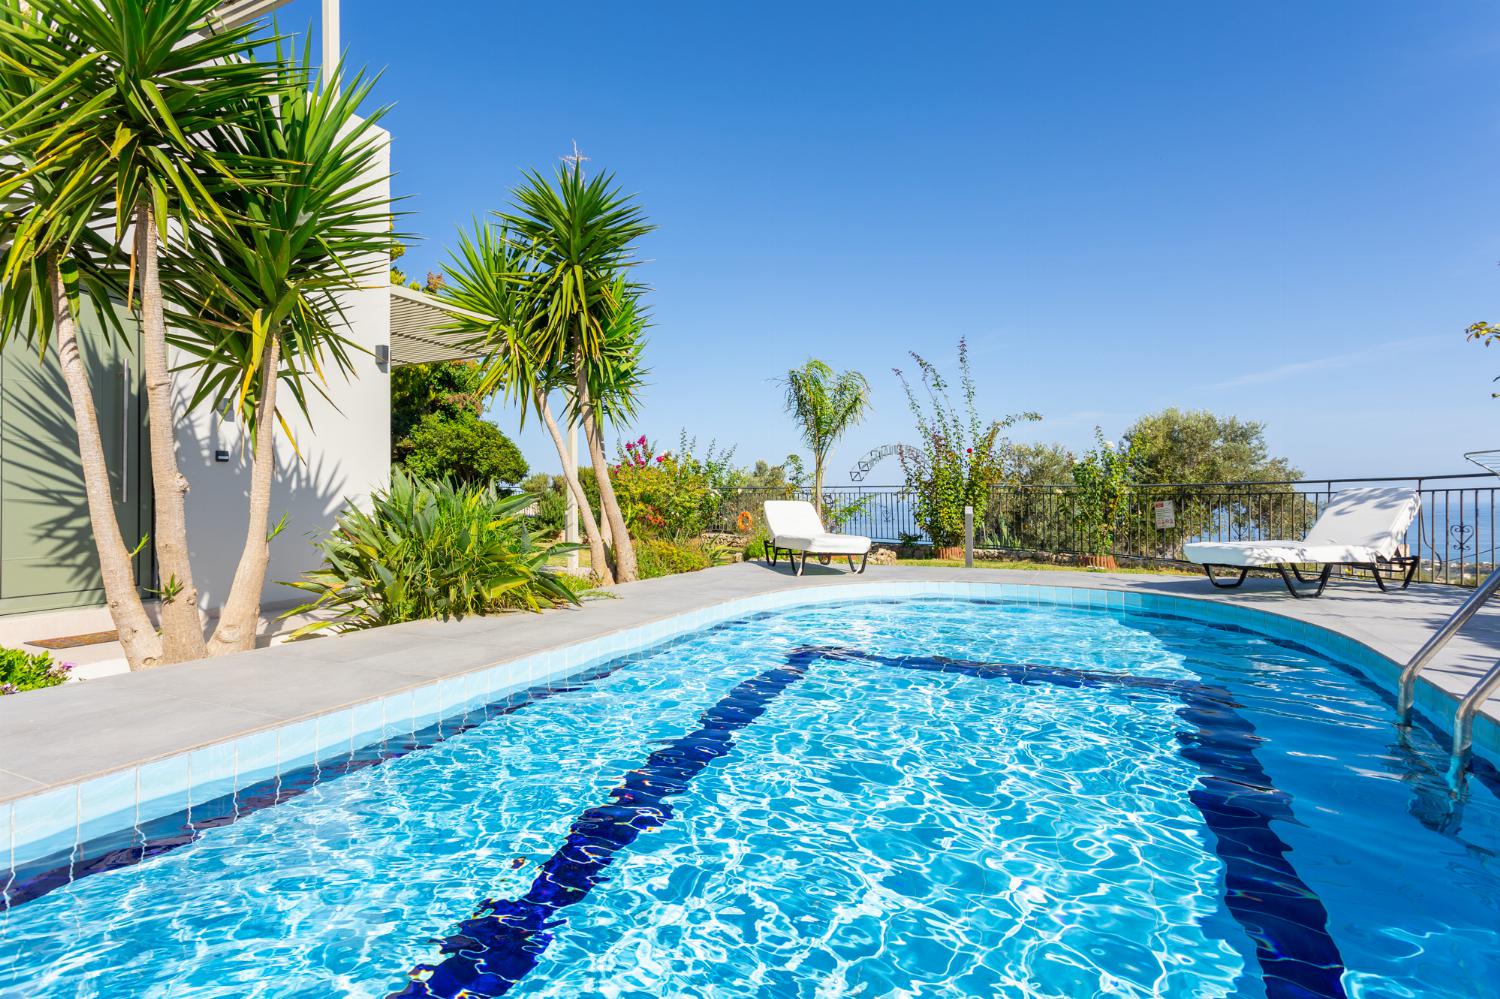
[0,698,283,787]
[1,561,1498,803]
[313,639,524,681]
[0,677,168,725]
[127,659,437,722]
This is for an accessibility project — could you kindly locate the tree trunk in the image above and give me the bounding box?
[581,413,615,552]
[207,336,279,655]
[136,202,207,663]
[594,462,614,550]
[49,258,164,670]
[576,364,637,582]
[813,451,826,519]
[536,388,612,585]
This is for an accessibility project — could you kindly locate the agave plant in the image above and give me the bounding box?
[283,471,579,636]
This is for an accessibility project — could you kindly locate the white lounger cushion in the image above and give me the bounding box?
[1183,487,1419,567]
[1183,540,1388,567]
[771,532,872,555]
[763,500,872,555]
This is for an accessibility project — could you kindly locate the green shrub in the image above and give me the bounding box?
[396,412,528,487]
[635,538,713,579]
[0,647,72,695]
[520,473,569,537]
[1072,428,1145,555]
[552,570,599,599]
[743,526,771,562]
[699,537,738,565]
[390,360,486,443]
[283,470,578,635]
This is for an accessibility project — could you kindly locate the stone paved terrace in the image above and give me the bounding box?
[3,562,1500,805]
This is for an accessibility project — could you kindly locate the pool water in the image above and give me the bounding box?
[2,596,1499,998]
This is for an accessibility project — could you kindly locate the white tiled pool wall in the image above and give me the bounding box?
[4,581,1493,875]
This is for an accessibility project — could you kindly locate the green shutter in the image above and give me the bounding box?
[0,302,150,614]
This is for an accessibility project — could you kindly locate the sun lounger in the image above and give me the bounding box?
[1183,486,1420,598]
[762,500,872,575]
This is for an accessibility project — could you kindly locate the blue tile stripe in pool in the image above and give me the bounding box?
[390,646,1347,999]
[390,656,814,998]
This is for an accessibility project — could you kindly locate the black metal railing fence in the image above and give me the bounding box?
[715,474,1500,586]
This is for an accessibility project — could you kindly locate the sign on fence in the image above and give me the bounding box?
[1153,500,1175,529]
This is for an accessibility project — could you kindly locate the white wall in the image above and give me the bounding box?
[175,124,392,614]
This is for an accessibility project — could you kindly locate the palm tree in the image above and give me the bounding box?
[3,0,282,663]
[440,222,614,584]
[0,1,166,667]
[500,163,653,582]
[164,48,398,654]
[779,360,872,516]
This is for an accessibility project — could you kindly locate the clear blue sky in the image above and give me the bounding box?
[284,0,1500,481]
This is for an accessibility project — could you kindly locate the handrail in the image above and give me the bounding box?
[1395,566,1500,726]
[1447,657,1500,788]
[1398,447,1500,778]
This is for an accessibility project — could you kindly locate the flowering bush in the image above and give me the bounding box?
[894,340,1038,547]
[611,432,739,540]
[0,647,73,695]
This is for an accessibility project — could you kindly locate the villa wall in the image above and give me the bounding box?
[175,124,393,614]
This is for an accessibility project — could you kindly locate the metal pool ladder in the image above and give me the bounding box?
[1396,449,1500,784]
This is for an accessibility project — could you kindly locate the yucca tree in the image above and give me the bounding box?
[580,275,649,429]
[0,1,166,667]
[2,0,283,663]
[779,360,872,517]
[164,47,397,654]
[440,222,614,583]
[500,163,654,582]
[568,275,648,550]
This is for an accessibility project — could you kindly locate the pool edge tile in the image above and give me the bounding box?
[12,785,77,868]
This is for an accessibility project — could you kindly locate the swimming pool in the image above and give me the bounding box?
[2,591,1498,997]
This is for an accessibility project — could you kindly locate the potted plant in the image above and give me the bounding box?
[1071,429,1144,570]
[894,340,1039,559]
